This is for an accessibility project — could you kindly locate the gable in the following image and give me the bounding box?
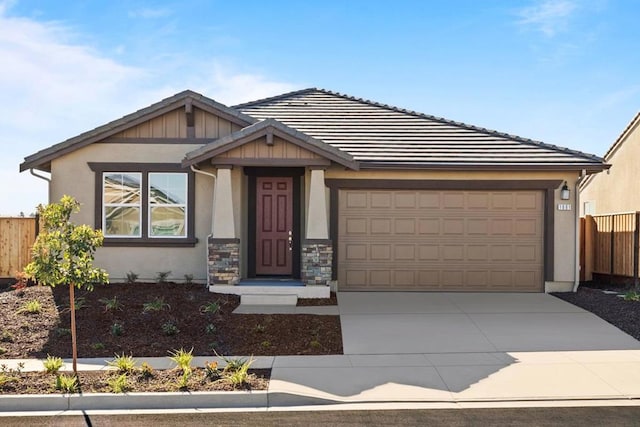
[112,107,243,140]
[20,90,255,172]
[213,135,327,165]
[183,118,358,169]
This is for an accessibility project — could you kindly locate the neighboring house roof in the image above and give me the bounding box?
[20,90,257,172]
[235,88,607,171]
[579,111,640,190]
[182,118,358,170]
[21,87,608,173]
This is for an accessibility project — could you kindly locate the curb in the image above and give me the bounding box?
[0,391,268,412]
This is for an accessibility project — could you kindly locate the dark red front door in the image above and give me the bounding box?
[256,177,293,275]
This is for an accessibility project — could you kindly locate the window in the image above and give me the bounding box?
[89,163,196,246]
[149,173,187,238]
[103,173,142,237]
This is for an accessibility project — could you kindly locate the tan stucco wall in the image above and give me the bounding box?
[49,139,581,288]
[50,143,214,283]
[580,118,640,215]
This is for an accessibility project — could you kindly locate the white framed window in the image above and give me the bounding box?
[148,173,187,238]
[90,163,196,246]
[103,173,142,237]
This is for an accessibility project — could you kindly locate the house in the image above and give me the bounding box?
[579,112,640,216]
[21,88,608,295]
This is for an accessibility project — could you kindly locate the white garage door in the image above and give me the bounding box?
[338,189,544,292]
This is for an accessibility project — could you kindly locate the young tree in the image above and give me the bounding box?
[24,195,109,374]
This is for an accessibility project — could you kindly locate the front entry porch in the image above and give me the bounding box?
[205,167,333,298]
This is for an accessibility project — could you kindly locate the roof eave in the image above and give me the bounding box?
[358,162,610,173]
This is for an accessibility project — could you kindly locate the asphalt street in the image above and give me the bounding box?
[1,406,639,427]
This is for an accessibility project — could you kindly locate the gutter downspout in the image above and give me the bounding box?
[190,165,216,288]
[573,169,587,292]
[29,168,52,205]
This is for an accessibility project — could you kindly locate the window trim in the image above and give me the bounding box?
[89,163,197,247]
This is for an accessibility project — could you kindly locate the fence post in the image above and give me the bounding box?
[610,216,615,276]
[634,212,640,289]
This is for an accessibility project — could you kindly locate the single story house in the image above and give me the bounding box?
[21,88,607,296]
[580,112,640,216]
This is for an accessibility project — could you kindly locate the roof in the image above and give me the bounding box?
[601,111,640,161]
[182,118,358,170]
[21,87,608,173]
[20,90,256,172]
[235,88,607,170]
[579,111,640,191]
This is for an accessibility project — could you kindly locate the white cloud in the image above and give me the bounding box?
[517,0,577,37]
[0,3,297,215]
[127,7,173,19]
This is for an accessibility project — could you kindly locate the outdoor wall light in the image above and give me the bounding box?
[560,181,570,200]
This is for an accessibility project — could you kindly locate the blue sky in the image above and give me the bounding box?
[1,0,638,214]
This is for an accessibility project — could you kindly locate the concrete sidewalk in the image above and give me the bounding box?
[2,349,640,409]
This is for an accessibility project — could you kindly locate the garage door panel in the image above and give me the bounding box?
[338,189,544,292]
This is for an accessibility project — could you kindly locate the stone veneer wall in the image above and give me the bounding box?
[208,237,240,285]
[301,240,332,286]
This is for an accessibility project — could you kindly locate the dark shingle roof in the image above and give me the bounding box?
[235,88,606,170]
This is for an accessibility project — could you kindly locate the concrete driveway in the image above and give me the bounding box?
[338,292,640,354]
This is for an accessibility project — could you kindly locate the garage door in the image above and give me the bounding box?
[338,190,544,292]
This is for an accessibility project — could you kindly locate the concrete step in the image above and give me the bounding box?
[240,293,298,306]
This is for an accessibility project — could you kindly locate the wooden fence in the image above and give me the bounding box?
[0,217,38,278]
[580,212,640,285]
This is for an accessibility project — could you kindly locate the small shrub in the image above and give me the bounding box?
[91,342,105,350]
[176,371,191,389]
[110,322,124,336]
[200,300,220,315]
[142,297,170,313]
[0,330,15,343]
[223,356,254,386]
[107,373,129,393]
[17,299,41,314]
[11,272,28,295]
[204,361,219,380]
[56,328,72,337]
[623,290,640,302]
[43,355,64,374]
[156,271,171,284]
[161,320,179,336]
[73,297,89,310]
[184,274,194,284]
[126,271,139,284]
[0,372,17,387]
[107,354,136,373]
[205,323,216,335]
[0,348,6,356]
[138,362,154,379]
[310,339,321,349]
[55,374,78,393]
[168,348,193,375]
[261,340,271,348]
[254,324,265,333]
[215,353,249,373]
[99,296,123,312]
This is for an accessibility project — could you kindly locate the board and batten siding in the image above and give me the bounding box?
[112,108,242,139]
[217,136,325,160]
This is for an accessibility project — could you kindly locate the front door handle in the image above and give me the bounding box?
[288,230,292,251]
